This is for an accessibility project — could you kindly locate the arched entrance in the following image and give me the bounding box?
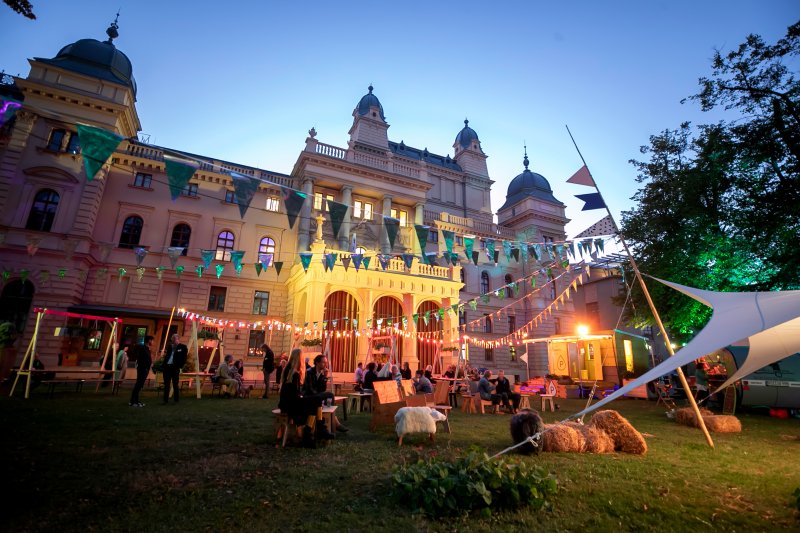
[416,300,442,372]
[372,295,404,365]
[323,291,358,372]
[0,279,35,335]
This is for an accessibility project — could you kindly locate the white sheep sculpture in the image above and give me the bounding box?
[394,406,447,446]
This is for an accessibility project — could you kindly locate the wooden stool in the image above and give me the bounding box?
[519,395,531,410]
[540,394,555,412]
[272,408,293,447]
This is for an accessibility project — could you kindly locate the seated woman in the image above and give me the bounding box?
[278,348,332,442]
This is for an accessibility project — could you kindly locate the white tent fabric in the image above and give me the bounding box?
[571,278,800,420]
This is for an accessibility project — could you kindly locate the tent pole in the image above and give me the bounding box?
[160,306,176,358]
[567,125,714,448]
[10,308,43,398]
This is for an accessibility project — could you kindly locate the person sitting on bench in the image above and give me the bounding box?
[216,355,240,398]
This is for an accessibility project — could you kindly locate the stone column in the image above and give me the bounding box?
[413,202,425,255]
[380,195,393,254]
[297,177,314,251]
[338,185,352,250]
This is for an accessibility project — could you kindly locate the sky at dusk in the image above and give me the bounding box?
[1,1,797,239]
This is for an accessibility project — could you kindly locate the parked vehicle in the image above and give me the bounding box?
[712,346,800,409]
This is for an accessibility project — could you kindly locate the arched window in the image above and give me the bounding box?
[484,314,492,333]
[170,224,191,255]
[258,236,275,266]
[25,189,60,232]
[480,271,490,294]
[119,216,143,248]
[216,231,235,261]
[354,246,367,255]
[549,271,557,300]
[46,129,66,151]
[505,274,513,297]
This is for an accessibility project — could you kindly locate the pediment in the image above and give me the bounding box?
[23,166,80,184]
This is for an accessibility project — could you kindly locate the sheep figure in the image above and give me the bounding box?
[509,408,545,455]
[394,407,446,446]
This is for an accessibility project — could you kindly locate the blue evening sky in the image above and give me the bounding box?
[1,1,796,238]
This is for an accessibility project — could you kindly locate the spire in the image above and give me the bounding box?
[368,84,373,94]
[523,144,529,170]
[105,12,120,44]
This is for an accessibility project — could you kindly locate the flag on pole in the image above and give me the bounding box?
[573,214,616,238]
[566,165,595,187]
[575,192,606,211]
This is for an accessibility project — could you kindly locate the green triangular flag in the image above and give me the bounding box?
[281,187,307,229]
[164,154,199,200]
[469,299,477,311]
[362,256,371,270]
[230,250,245,275]
[481,294,490,304]
[274,261,283,276]
[215,264,224,278]
[76,124,123,181]
[502,240,512,262]
[510,282,519,296]
[324,253,337,271]
[471,250,480,266]
[511,246,520,262]
[254,262,263,276]
[195,265,203,278]
[175,265,184,277]
[442,230,454,255]
[383,216,400,250]
[496,289,505,300]
[567,241,575,259]
[414,224,430,253]
[299,252,313,272]
[485,239,496,262]
[401,253,414,269]
[530,276,536,288]
[438,308,445,320]
[424,252,437,266]
[451,303,460,315]
[423,311,430,325]
[230,171,260,219]
[464,236,475,258]
[412,313,419,323]
[594,238,605,254]
[351,254,363,271]
[200,249,215,270]
[326,199,349,239]
[58,268,67,279]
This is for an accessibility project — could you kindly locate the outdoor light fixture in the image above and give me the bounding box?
[577,325,589,337]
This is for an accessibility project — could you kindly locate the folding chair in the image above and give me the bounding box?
[654,381,677,411]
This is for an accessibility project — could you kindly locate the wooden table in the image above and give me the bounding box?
[333,395,348,421]
[322,405,338,435]
[347,392,373,413]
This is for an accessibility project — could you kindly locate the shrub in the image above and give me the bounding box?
[300,338,322,347]
[391,447,556,517]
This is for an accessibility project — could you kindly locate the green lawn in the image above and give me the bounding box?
[1,386,798,532]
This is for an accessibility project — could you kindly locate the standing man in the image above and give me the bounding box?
[129,335,154,408]
[261,343,275,399]
[162,333,188,404]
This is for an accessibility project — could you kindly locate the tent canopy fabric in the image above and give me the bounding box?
[571,278,800,420]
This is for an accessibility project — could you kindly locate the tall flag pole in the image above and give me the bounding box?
[565,125,714,448]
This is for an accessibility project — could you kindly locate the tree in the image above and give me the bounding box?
[620,21,800,342]
[2,0,35,19]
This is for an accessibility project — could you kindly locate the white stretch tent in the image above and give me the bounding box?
[572,278,800,420]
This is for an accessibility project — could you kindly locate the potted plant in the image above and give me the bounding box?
[197,329,219,348]
[373,341,391,354]
[300,338,322,354]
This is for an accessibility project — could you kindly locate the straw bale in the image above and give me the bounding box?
[587,410,648,455]
[541,423,582,453]
[703,415,742,433]
[563,421,615,454]
[675,407,714,428]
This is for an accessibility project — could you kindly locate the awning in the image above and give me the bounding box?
[66,305,176,320]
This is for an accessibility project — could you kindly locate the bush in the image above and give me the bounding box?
[391,448,556,517]
[300,338,322,347]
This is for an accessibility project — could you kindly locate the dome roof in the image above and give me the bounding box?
[499,153,563,210]
[35,21,136,96]
[455,119,479,149]
[356,85,385,120]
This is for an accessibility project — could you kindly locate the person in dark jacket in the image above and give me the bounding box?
[278,349,331,441]
[162,333,188,404]
[129,336,154,407]
[303,354,347,432]
[261,343,275,399]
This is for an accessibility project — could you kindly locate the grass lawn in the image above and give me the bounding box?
[1,385,798,532]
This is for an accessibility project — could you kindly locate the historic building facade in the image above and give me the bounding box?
[0,23,574,379]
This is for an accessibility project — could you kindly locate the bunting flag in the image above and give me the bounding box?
[484,239,495,262]
[582,239,594,256]
[450,252,460,265]
[281,187,307,229]
[402,316,408,329]
[164,154,199,200]
[326,199,349,238]
[26,235,41,256]
[133,247,148,266]
[511,246,520,262]
[62,238,79,261]
[437,308,445,320]
[529,244,539,260]
[496,289,505,300]
[451,303,460,315]
[58,268,67,279]
[493,250,500,265]
[2,269,10,283]
[383,216,400,249]
[230,171,260,219]
[566,165,595,187]
[324,253,337,271]
[414,225,430,253]
[136,267,145,281]
[200,249,215,270]
[195,266,203,278]
[471,250,480,266]
[362,256,371,270]
[341,256,351,271]
[574,214,616,238]
[299,253,313,272]
[423,311,430,326]
[230,250,245,275]
[401,253,414,269]
[510,282,519,296]
[469,300,477,311]
[215,264,224,278]
[567,241,575,260]
[254,262,263,276]
[502,240,512,262]
[594,238,605,254]
[412,314,419,324]
[167,247,184,268]
[424,252,438,266]
[0,96,22,127]
[442,230,454,255]
[118,267,127,281]
[75,124,124,181]
[575,192,606,211]
[441,253,450,265]
[39,270,49,284]
[481,294,490,304]
[351,253,363,271]
[175,265,185,277]
[155,266,166,279]
[19,269,29,282]
[576,241,584,258]
[464,236,475,258]
[259,253,273,270]
[378,254,391,270]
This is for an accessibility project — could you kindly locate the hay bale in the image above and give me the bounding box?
[675,407,714,428]
[563,421,615,454]
[541,423,583,453]
[587,410,648,455]
[703,415,742,433]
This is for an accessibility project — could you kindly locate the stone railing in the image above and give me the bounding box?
[315,142,346,160]
[125,143,164,161]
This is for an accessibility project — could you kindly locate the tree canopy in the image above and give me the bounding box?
[620,21,799,341]
[2,0,35,19]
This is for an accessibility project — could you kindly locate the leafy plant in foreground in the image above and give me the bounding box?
[391,447,557,517]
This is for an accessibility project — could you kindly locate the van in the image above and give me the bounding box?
[710,345,800,409]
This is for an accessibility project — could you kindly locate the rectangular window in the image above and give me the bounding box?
[314,192,334,211]
[456,235,463,246]
[66,133,81,154]
[265,196,279,212]
[133,172,152,188]
[354,200,373,220]
[207,286,227,311]
[483,314,492,333]
[428,230,439,242]
[182,183,198,197]
[508,315,516,334]
[624,339,634,372]
[252,290,270,315]
[390,208,408,227]
[485,348,494,362]
[363,202,373,220]
[554,317,562,335]
[224,190,236,203]
[248,330,265,356]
